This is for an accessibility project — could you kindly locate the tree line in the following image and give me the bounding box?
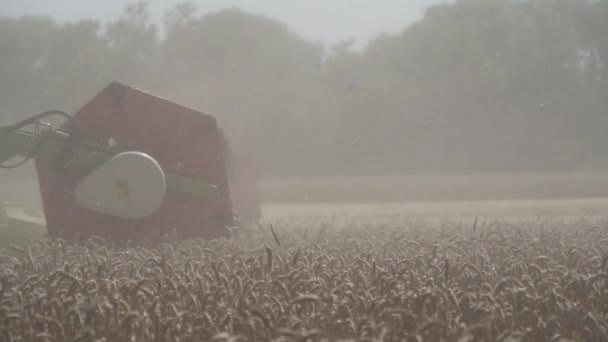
[1,0,607,177]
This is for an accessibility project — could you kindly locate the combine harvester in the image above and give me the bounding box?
[0,82,260,243]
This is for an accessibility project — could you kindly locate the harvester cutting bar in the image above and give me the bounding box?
[0,126,218,198]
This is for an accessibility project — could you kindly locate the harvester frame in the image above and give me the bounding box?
[0,82,260,243]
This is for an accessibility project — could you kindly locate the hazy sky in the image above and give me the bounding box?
[1,0,445,47]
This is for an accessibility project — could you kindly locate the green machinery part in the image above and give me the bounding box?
[0,123,218,198]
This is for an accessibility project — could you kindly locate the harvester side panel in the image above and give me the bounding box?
[35,82,234,242]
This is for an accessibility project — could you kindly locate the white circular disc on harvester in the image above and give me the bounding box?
[74,151,166,219]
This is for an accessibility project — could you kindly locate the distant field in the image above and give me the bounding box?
[262,198,608,226]
[3,172,608,228]
[5,172,608,208]
[259,172,608,203]
[258,173,608,224]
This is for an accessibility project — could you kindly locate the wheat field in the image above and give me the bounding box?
[2,174,608,340]
[1,216,608,341]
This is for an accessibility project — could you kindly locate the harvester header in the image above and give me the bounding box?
[0,82,260,243]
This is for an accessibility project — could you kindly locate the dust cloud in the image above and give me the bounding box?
[1,0,608,219]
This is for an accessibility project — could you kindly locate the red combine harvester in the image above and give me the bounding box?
[0,82,260,243]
